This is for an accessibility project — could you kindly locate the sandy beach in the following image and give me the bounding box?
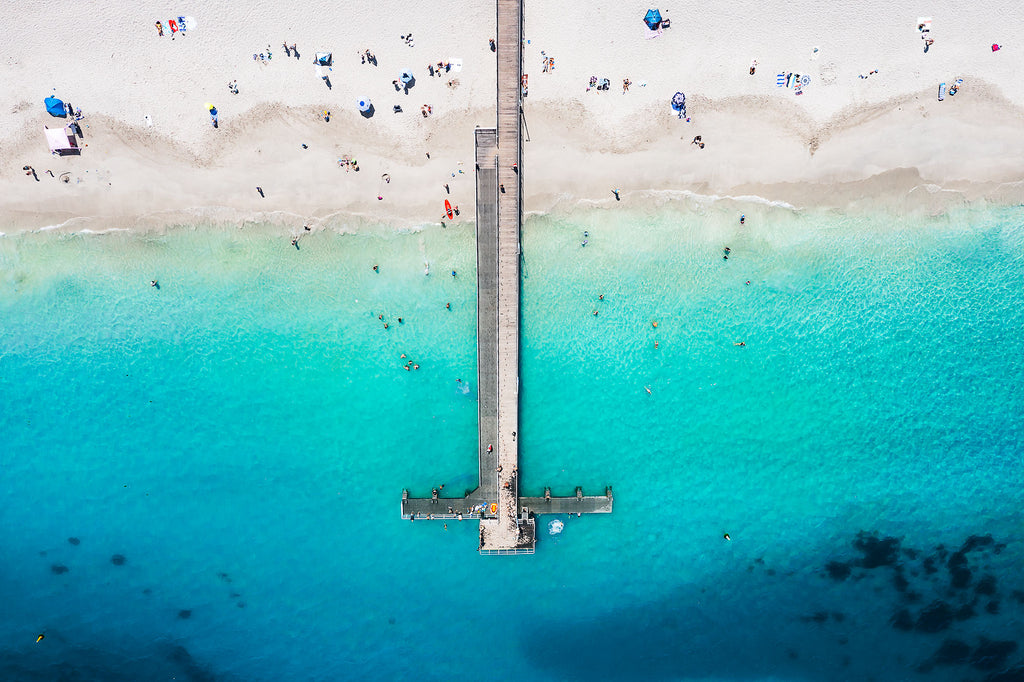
[2,0,1023,234]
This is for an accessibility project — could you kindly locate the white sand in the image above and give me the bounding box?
[1,0,1022,233]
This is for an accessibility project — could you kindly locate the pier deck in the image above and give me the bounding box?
[401,0,612,553]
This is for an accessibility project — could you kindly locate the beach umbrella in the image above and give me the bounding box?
[671,92,686,110]
[357,97,372,112]
[44,96,66,117]
[644,9,662,30]
[400,69,414,84]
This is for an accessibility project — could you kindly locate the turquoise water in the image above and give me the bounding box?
[1,204,1023,681]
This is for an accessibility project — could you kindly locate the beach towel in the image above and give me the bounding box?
[776,73,786,87]
[177,16,187,32]
[450,58,463,72]
[643,24,663,40]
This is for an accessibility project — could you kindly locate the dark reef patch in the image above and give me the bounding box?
[110,554,127,566]
[932,639,971,665]
[955,603,977,621]
[825,561,851,581]
[971,638,1018,671]
[891,608,914,631]
[178,610,192,619]
[961,535,995,553]
[948,551,972,589]
[975,575,998,596]
[67,537,81,546]
[50,564,69,575]
[915,601,954,633]
[853,531,901,568]
[985,600,1000,615]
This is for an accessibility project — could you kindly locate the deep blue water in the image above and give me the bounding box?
[1,204,1023,681]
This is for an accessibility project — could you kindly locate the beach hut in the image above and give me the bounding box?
[45,96,67,117]
[315,52,332,67]
[44,125,80,155]
[644,9,662,30]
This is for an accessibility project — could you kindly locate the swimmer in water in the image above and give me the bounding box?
[36,634,45,643]
[735,342,746,347]
[150,280,158,288]
[592,310,599,316]
[446,302,451,310]
[598,294,604,300]
[724,533,731,541]
[644,386,652,394]
[740,214,745,225]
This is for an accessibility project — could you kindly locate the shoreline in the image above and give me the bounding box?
[3,3,1024,235]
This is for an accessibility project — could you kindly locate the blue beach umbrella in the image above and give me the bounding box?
[400,69,414,84]
[644,9,662,30]
[45,96,66,117]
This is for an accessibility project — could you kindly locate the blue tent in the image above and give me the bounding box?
[45,96,66,117]
[644,9,662,30]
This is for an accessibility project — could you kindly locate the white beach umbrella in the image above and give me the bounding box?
[357,97,372,112]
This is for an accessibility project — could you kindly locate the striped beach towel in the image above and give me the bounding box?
[776,73,786,87]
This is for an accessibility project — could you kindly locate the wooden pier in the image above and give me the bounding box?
[401,0,612,553]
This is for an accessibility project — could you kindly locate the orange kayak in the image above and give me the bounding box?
[445,200,453,219]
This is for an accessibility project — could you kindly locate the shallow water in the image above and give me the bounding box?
[1,203,1023,681]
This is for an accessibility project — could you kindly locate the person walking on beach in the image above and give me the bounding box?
[612,188,620,201]
[256,186,265,198]
[283,42,291,57]
[155,21,164,36]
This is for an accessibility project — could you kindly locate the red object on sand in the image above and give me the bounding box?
[169,19,178,32]
[445,200,454,219]
[992,44,1001,51]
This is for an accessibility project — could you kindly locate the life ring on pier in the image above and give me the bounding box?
[489,503,497,514]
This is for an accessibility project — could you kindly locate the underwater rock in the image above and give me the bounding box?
[854,532,901,568]
[893,571,910,593]
[971,638,1018,671]
[110,554,126,566]
[1012,590,1024,604]
[178,610,192,619]
[891,608,914,631]
[933,639,971,665]
[67,537,80,546]
[50,564,69,575]
[985,600,1000,615]
[985,667,1024,682]
[915,601,954,633]
[825,561,851,581]
[903,547,919,560]
[922,556,939,574]
[975,575,998,596]
[832,612,845,622]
